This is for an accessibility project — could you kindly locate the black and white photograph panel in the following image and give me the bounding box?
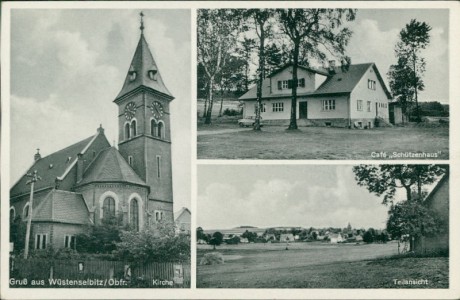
[197,9,449,160]
[197,164,449,288]
[8,9,191,288]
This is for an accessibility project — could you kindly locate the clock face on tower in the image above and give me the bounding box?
[150,101,164,119]
[124,102,137,120]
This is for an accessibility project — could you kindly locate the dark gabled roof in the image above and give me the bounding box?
[268,63,330,78]
[77,147,146,187]
[239,63,392,101]
[312,63,392,99]
[33,190,90,225]
[115,33,173,101]
[10,133,103,197]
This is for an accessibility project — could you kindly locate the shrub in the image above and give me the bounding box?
[199,252,224,265]
[222,108,241,116]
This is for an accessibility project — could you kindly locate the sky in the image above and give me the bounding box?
[346,9,449,104]
[198,165,401,230]
[9,9,191,212]
[243,9,449,104]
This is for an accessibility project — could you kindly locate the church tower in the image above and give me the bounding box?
[114,13,174,223]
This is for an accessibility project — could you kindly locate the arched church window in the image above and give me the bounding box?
[151,119,157,136]
[103,197,115,220]
[10,207,15,222]
[130,199,139,231]
[131,120,137,137]
[125,123,130,140]
[23,203,30,218]
[157,121,164,139]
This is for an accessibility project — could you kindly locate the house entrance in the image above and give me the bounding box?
[299,102,308,119]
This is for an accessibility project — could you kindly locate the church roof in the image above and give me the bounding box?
[115,33,173,101]
[33,189,90,225]
[78,147,146,187]
[10,133,102,198]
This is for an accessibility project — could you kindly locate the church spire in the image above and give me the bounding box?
[140,11,145,34]
[114,12,174,102]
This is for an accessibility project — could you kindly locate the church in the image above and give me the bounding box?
[9,17,175,250]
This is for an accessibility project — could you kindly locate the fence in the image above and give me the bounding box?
[10,258,190,288]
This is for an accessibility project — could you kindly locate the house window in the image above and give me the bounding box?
[272,102,284,112]
[125,123,130,140]
[367,101,371,112]
[128,156,133,166]
[35,234,47,249]
[131,120,137,137]
[156,155,161,178]
[103,197,116,219]
[322,100,336,111]
[298,78,305,88]
[64,235,76,249]
[357,100,363,111]
[254,103,266,113]
[368,79,376,90]
[130,199,139,231]
[282,80,289,89]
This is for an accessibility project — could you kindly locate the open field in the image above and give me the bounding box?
[197,124,449,160]
[197,242,448,288]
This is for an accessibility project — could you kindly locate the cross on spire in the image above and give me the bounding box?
[140,11,145,34]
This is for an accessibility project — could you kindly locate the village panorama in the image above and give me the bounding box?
[197,164,449,288]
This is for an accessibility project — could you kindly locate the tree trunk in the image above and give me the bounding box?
[205,77,214,124]
[405,186,412,202]
[413,51,420,123]
[202,88,208,119]
[288,40,299,130]
[218,85,224,117]
[254,20,265,131]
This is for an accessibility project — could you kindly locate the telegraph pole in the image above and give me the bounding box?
[24,170,41,259]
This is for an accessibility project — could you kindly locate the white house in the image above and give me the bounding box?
[329,233,344,244]
[239,61,392,129]
[279,233,295,243]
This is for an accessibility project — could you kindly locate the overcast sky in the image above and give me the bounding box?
[198,165,405,230]
[9,9,191,212]
[346,9,449,104]
[243,9,449,103]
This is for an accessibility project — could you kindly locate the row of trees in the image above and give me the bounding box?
[198,9,357,128]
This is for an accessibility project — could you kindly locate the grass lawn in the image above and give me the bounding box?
[197,242,448,288]
[197,124,449,160]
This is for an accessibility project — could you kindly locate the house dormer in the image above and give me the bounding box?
[268,64,329,96]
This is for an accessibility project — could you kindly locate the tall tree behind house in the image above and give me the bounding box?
[277,9,356,130]
[388,19,431,122]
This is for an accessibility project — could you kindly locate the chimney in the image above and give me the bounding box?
[328,60,336,75]
[97,124,104,134]
[77,153,84,182]
[34,148,41,161]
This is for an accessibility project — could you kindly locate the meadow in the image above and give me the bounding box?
[197,242,448,288]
